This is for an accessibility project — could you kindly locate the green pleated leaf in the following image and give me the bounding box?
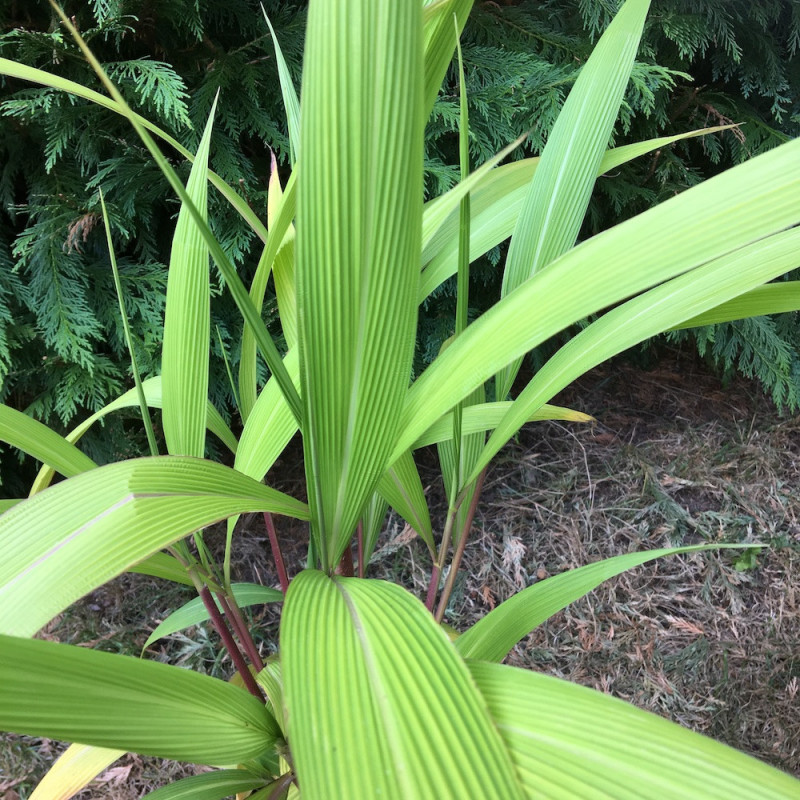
[360,492,390,568]
[456,544,753,663]
[392,135,800,463]
[0,635,278,766]
[422,0,474,117]
[470,661,800,799]
[498,0,651,398]
[239,172,297,420]
[129,551,193,586]
[144,583,283,651]
[412,401,592,449]
[375,449,434,554]
[0,404,96,478]
[236,349,300,482]
[0,58,270,245]
[0,456,308,636]
[281,571,523,799]
[673,282,800,330]
[143,770,267,799]
[0,499,21,513]
[463,224,800,486]
[162,98,216,458]
[420,127,734,301]
[30,376,237,496]
[298,0,424,569]
[30,743,124,800]
[263,9,301,165]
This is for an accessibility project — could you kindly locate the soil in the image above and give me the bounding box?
[1,351,798,797]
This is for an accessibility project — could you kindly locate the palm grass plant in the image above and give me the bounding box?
[1,0,800,796]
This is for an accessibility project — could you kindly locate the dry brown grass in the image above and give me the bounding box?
[2,354,798,796]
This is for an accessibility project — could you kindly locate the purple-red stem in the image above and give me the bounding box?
[424,564,441,612]
[434,468,487,623]
[264,512,289,594]
[198,586,264,702]
[216,591,264,673]
[267,771,297,800]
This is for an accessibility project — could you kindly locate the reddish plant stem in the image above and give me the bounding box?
[424,563,441,612]
[198,586,264,702]
[435,468,487,623]
[216,591,264,673]
[264,512,289,594]
[357,521,365,579]
[267,771,297,800]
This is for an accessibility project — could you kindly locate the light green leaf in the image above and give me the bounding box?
[236,349,300,482]
[498,0,651,398]
[281,571,523,799]
[393,136,800,463]
[144,582,283,651]
[470,661,800,798]
[464,224,800,486]
[0,634,278,766]
[412,401,592,449]
[420,127,735,300]
[0,404,96,479]
[672,282,800,330]
[30,743,124,800]
[360,492,390,569]
[143,770,267,799]
[0,456,308,636]
[262,8,300,164]
[0,499,21,513]
[422,0,473,117]
[162,98,216,458]
[0,58,270,244]
[239,172,297,421]
[375,449,434,555]
[298,0,424,569]
[129,551,193,586]
[456,544,753,662]
[30,376,237,496]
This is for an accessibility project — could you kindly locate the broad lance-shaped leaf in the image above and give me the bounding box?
[281,571,523,799]
[239,171,297,421]
[498,0,651,399]
[0,634,278,765]
[30,376,237,496]
[456,544,754,662]
[0,456,308,637]
[422,0,473,117]
[30,743,124,800]
[142,770,268,799]
[263,9,300,165]
[162,97,216,458]
[143,582,283,651]
[391,135,800,463]
[419,126,735,301]
[412,401,592,449]
[462,224,800,487]
[129,551,193,587]
[672,282,800,330]
[0,404,96,478]
[298,0,423,569]
[470,661,800,799]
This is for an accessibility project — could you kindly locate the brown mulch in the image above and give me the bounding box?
[2,352,798,797]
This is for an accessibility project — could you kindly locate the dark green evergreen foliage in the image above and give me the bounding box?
[1,0,799,486]
[0,1,305,468]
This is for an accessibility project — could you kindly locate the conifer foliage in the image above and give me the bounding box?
[0,0,798,482]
